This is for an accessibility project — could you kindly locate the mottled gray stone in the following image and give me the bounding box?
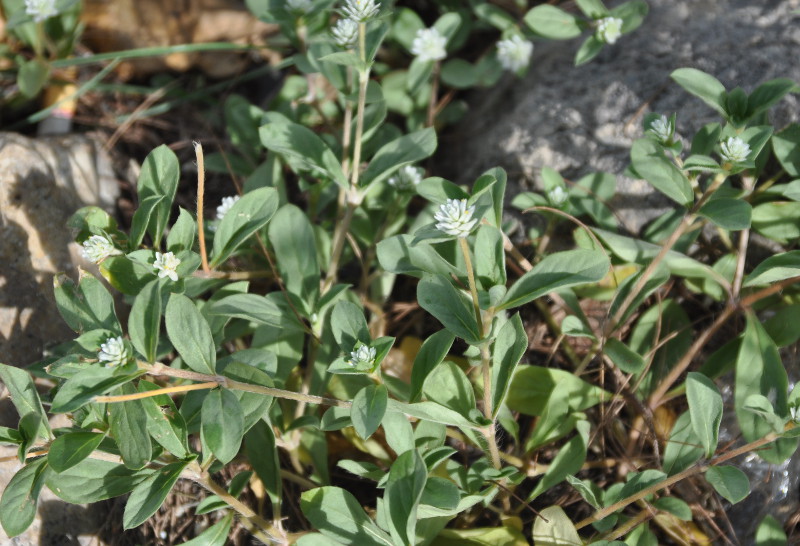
[0,133,118,366]
[446,0,800,234]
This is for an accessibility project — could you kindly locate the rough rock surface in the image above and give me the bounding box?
[0,133,118,544]
[446,0,800,234]
[0,133,118,367]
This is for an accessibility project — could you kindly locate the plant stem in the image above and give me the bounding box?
[194,141,211,273]
[481,343,501,470]
[604,172,728,336]
[459,237,484,334]
[575,425,792,530]
[426,61,440,127]
[139,362,351,408]
[323,23,369,293]
[93,382,218,403]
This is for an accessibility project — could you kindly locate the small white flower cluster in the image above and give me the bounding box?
[719,136,751,163]
[153,251,181,282]
[596,17,623,45]
[648,115,673,143]
[341,0,380,23]
[98,336,130,367]
[81,234,122,264]
[434,199,478,238]
[388,165,423,192]
[547,186,568,207]
[332,18,359,48]
[216,195,240,222]
[348,345,376,368]
[497,35,533,72]
[24,0,58,23]
[286,0,313,14]
[411,28,447,63]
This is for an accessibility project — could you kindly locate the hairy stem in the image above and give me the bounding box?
[194,142,211,273]
[94,382,218,403]
[459,237,484,334]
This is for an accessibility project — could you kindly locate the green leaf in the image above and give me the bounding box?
[575,0,609,18]
[0,457,49,537]
[652,497,692,521]
[440,59,478,89]
[128,279,163,363]
[54,272,120,334]
[524,5,582,39]
[491,314,527,418]
[422,361,475,418]
[500,249,609,310]
[630,138,693,206]
[662,412,704,475]
[747,78,796,119]
[18,58,50,98]
[671,68,728,117]
[178,513,233,546]
[138,382,189,459]
[474,225,506,287]
[245,419,282,506]
[751,201,800,244]
[699,198,752,230]
[267,204,319,309]
[167,207,197,253]
[136,145,180,247]
[351,384,389,440]
[47,432,104,473]
[123,461,188,530]
[387,400,482,430]
[704,465,749,504]
[473,3,516,31]
[685,372,723,458]
[506,366,609,416]
[45,458,152,504]
[318,51,365,70]
[409,330,455,403]
[603,338,645,374]
[385,450,427,546]
[744,251,800,287]
[221,361,274,432]
[201,389,244,464]
[259,120,347,187]
[0,364,50,440]
[574,35,605,66]
[736,313,796,463]
[531,505,582,546]
[417,274,481,344]
[300,487,393,546]
[331,300,371,352]
[165,293,217,375]
[110,386,152,470]
[772,124,800,177]
[755,514,788,546]
[361,128,437,188]
[377,234,459,278]
[207,292,303,332]
[210,187,278,267]
[50,366,140,413]
[128,194,165,251]
[528,421,589,500]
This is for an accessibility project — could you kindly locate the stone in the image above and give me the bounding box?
[445,0,800,234]
[0,132,118,367]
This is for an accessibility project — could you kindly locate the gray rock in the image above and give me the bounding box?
[0,132,118,367]
[446,0,800,234]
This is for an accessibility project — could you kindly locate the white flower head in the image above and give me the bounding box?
[596,17,623,45]
[332,18,359,48]
[719,136,751,163]
[347,344,377,368]
[388,165,423,192]
[341,0,380,23]
[81,234,122,264]
[648,115,673,143]
[434,198,478,238]
[497,35,533,72]
[98,336,130,367]
[24,0,58,23]
[548,186,568,207]
[153,251,181,282]
[216,195,240,221]
[286,0,313,13]
[411,28,447,63]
